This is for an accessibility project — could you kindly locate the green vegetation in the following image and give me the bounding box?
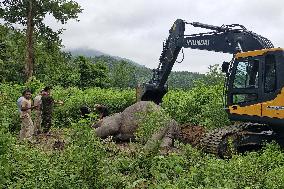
[163,83,230,129]
[0,0,82,80]
[1,83,284,188]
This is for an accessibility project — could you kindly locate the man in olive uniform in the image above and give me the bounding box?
[41,86,63,134]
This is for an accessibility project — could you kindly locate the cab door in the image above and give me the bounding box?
[261,53,284,119]
[227,56,262,117]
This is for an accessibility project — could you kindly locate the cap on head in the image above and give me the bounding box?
[44,86,52,92]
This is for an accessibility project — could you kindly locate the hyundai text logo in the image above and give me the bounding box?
[186,39,210,46]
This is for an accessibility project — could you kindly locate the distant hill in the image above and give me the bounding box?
[66,47,144,67]
[68,48,107,57]
[67,47,204,89]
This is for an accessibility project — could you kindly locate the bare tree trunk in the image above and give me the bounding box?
[25,0,34,81]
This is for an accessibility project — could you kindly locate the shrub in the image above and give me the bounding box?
[162,83,231,129]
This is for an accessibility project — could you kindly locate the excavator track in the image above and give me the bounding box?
[198,123,275,158]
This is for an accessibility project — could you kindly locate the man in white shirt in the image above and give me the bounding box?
[19,89,37,141]
[17,95,24,113]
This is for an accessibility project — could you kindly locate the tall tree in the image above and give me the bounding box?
[0,0,82,80]
[111,60,137,88]
[77,56,109,89]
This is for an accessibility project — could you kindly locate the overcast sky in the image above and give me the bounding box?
[48,0,284,73]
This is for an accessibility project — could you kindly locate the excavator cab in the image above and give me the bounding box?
[225,48,284,127]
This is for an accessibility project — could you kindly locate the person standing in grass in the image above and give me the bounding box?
[19,89,37,141]
[17,92,25,114]
[33,89,46,134]
[41,86,63,135]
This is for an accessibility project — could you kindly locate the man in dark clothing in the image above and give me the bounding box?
[41,95,53,133]
[94,104,109,119]
[41,86,63,134]
[80,106,90,118]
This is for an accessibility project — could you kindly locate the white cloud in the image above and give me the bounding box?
[49,0,284,73]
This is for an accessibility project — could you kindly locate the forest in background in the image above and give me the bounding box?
[0,23,203,90]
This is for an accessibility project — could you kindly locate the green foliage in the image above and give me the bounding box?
[76,56,110,89]
[0,25,26,83]
[168,71,204,90]
[162,64,230,129]
[0,0,82,42]
[25,76,45,93]
[0,24,80,87]
[2,131,284,188]
[51,86,136,128]
[135,104,172,143]
[1,82,284,188]
[197,64,225,86]
[35,47,80,88]
[0,122,106,188]
[163,82,230,129]
[177,143,284,189]
[110,60,137,88]
[0,84,25,133]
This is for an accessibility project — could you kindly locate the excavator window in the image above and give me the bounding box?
[264,54,277,93]
[233,94,258,104]
[232,58,259,104]
[233,59,259,89]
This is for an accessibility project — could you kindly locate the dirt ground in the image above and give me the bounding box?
[33,130,65,152]
[178,124,206,147]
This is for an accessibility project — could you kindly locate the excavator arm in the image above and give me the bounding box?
[138,19,274,104]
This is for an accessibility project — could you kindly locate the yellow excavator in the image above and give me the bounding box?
[137,19,284,157]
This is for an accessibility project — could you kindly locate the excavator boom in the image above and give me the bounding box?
[138,19,273,104]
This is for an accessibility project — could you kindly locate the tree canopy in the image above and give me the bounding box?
[0,0,82,80]
[0,0,82,42]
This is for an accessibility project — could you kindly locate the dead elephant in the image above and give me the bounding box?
[94,101,180,151]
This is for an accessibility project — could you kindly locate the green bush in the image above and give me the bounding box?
[162,83,231,129]
[1,121,106,188]
[52,86,135,128]
[135,103,172,144]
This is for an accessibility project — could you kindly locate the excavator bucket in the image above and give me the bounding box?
[136,84,167,104]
